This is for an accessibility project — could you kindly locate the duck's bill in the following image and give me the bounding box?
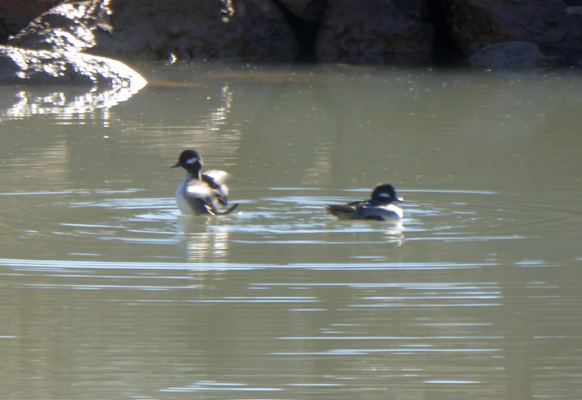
[395,196,404,202]
[171,162,180,168]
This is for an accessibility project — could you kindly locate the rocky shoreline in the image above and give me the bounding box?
[1,0,582,72]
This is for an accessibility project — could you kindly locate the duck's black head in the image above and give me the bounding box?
[371,183,403,204]
[172,149,203,174]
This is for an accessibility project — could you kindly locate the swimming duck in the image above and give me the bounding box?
[326,183,403,221]
[172,149,239,216]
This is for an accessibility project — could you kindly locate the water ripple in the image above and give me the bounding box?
[0,258,494,272]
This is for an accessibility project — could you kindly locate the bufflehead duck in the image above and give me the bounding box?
[172,149,239,216]
[326,183,403,221]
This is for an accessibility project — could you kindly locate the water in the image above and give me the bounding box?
[0,64,581,399]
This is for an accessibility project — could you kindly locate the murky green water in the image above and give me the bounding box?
[1,64,581,399]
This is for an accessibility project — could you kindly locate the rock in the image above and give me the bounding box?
[8,1,110,52]
[315,0,433,66]
[89,0,299,63]
[270,0,326,62]
[561,8,582,67]
[0,0,58,42]
[450,0,567,57]
[275,0,326,22]
[468,41,552,71]
[0,45,146,87]
[2,0,582,68]
[0,0,146,107]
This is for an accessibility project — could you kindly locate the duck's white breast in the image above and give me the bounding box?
[175,175,193,215]
[360,204,403,220]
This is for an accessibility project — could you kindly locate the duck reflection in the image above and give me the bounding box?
[177,217,231,263]
[382,223,405,246]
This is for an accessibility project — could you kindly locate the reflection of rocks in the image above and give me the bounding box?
[0,81,142,120]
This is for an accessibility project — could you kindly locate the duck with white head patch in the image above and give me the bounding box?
[172,149,239,216]
[326,183,403,221]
